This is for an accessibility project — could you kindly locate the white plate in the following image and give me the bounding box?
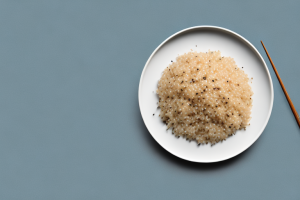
[138,26,273,163]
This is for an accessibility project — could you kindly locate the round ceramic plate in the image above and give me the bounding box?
[138,26,273,163]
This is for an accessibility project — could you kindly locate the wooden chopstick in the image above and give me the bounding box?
[261,41,300,128]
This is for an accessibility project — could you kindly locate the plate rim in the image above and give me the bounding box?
[138,25,274,163]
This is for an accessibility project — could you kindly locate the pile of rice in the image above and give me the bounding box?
[156,50,253,145]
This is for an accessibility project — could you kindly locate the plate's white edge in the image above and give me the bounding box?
[138,25,274,163]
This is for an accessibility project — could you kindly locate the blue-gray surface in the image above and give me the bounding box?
[0,0,299,199]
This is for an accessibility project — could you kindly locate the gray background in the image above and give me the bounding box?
[0,0,299,199]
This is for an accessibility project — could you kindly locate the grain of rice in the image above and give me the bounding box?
[156,50,253,145]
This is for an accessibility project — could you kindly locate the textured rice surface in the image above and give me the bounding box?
[156,50,253,145]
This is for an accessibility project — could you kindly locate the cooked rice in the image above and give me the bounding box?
[156,50,253,145]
